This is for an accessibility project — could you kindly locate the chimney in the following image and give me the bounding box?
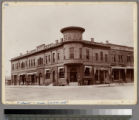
[55,40,58,44]
[60,38,63,43]
[91,38,94,43]
[106,40,109,44]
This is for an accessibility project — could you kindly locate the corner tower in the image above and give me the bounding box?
[61,26,85,41]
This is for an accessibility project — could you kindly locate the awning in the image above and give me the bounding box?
[45,68,50,71]
[94,67,109,70]
[111,66,133,69]
[58,66,64,72]
[84,66,92,71]
[126,66,134,69]
[19,73,26,75]
[27,72,37,75]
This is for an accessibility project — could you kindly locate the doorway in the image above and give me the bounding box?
[70,68,77,82]
[52,71,55,83]
[38,73,42,85]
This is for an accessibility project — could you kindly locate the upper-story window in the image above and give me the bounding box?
[38,57,43,65]
[86,49,89,60]
[21,62,25,69]
[121,55,123,62]
[45,56,47,64]
[33,59,35,66]
[57,53,60,60]
[68,36,71,40]
[31,60,33,67]
[19,62,20,68]
[100,52,103,61]
[105,54,108,62]
[25,61,27,67]
[16,63,18,69]
[114,55,116,62]
[29,60,30,67]
[63,48,65,59]
[79,48,82,59]
[118,55,123,63]
[69,47,74,59]
[64,34,66,39]
[53,53,55,63]
[127,56,129,62]
[118,55,120,62]
[127,56,131,63]
[12,64,14,70]
[48,55,51,62]
[95,53,98,61]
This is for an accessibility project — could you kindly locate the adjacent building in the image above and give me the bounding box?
[10,26,134,86]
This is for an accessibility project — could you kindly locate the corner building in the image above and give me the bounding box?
[11,26,134,86]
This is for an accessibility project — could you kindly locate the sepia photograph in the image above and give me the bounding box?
[2,2,137,104]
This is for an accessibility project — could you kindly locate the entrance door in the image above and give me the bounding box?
[39,73,42,85]
[100,70,104,84]
[31,75,35,85]
[70,68,77,82]
[52,71,55,83]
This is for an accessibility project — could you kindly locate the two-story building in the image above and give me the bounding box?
[10,26,134,86]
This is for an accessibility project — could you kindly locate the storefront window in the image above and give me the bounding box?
[84,66,92,76]
[46,70,50,79]
[59,68,65,78]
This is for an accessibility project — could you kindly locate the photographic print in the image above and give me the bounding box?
[2,2,137,104]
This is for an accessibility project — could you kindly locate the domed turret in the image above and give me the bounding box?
[60,26,85,41]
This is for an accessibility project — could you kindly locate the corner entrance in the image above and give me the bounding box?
[65,64,83,86]
[69,67,78,86]
[70,67,77,82]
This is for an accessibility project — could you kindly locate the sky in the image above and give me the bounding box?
[3,2,136,77]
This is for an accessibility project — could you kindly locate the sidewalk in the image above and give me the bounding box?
[5,82,134,88]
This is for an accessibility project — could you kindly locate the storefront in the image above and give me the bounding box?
[111,66,134,83]
[94,67,110,84]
